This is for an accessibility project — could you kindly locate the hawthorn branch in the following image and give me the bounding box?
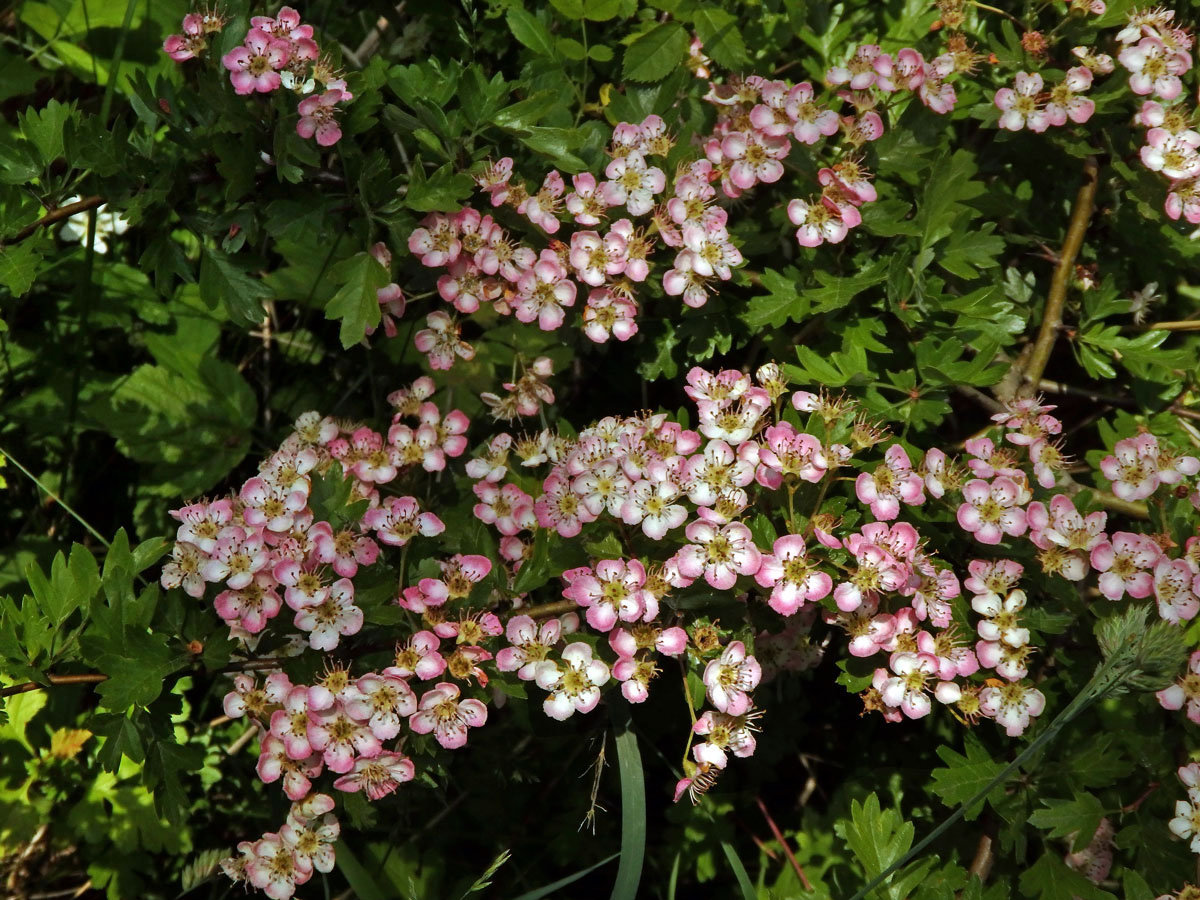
[525,599,577,619]
[1015,156,1100,399]
[3,195,103,246]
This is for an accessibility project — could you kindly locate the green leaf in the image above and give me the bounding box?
[1018,852,1117,900]
[143,739,204,825]
[517,127,588,173]
[511,853,620,900]
[406,161,475,212]
[609,700,645,900]
[89,629,179,711]
[324,251,391,348]
[506,8,557,57]
[557,37,587,60]
[929,736,1008,821]
[0,690,47,752]
[18,99,76,165]
[837,793,933,900]
[589,44,614,61]
[512,529,555,594]
[720,841,756,900]
[0,241,43,296]
[92,713,145,771]
[549,0,585,17]
[692,7,748,68]
[622,23,688,83]
[1028,793,1105,852]
[494,91,562,130]
[582,0,622,20]
[199,247,270,327]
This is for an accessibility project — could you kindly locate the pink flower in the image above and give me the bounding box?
[222,28,290,95]
[293,578,362,650]
[296,89,344,146]
[385,630,447,680]
[582,288,639,343]
[979,680,1046,736]
[604,151,665,216]
[676,519,762,589]
[362,495,444,546]
[692,710,758,769]
[1099,434,1162,500]
[307,703,381,774]
[972,588,1030,647]
[1042,67,1095,126]
[754,534,833,615]
[787,196,857,247]
[517,170,564,233]
[564,559,649,632]
[409,682,488,749]
[856,445,924,520]
[1157,650,1200,723]
[513,250,576,330]
[332,751,416,800]
[785,82,839,144]
[879,651,959,718]
[496,615,562,681]
[245,832,312,899]
[702,641,761,715]
[569,229,628,286]
[202,525,269,590]
[535,642,611,720]
[1141,128,1200,179]
[408,213,460,268]
[956,478,1029,545]
[1153,557,1200,624]
[414,311,475,370]
[994,72,1045,132]
[163,13,208,62]
[828,44,881,90]
[1090,531,1160,600]
[1119,36,1190,99]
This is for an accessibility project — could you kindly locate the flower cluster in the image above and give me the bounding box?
[164,5,352,147]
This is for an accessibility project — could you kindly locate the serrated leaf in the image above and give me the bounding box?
[199,247,270,326]
[1028,793,1105,851]
[622,23,688,83]
[930,737,1008,821]
[18,99,75,165]
[144,738,204,824]
[86,629,179,711]
[1018,852,1117,900]
[324,251,390,348]
[0,242,43,296]
[512,529,555,594]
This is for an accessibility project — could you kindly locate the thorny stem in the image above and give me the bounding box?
[1015,157,1100,400]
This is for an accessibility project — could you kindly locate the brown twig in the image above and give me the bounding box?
[524,599,577,619]
[0,673,109,697]
[756,796,813,891]
[967,832,994,882]
[1013,157,1100,399]
[4,195,104,246]
[1132,320,1200,331]
[0,654,294,699]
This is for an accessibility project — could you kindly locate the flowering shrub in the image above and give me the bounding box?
[3,0,1200,898]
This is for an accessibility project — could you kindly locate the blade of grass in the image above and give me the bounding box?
[609,698,645,900]
[334,842,388,900]
[510,852,620,900]
[721,840,757,900]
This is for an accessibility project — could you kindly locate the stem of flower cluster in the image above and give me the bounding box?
[846,655,1123,900]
